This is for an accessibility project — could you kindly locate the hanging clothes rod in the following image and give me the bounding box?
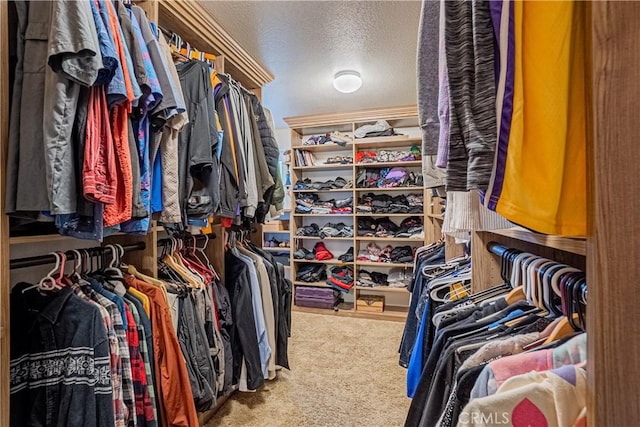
[9,242,146,270]
[156,232,216,246]
[486,241,510,258]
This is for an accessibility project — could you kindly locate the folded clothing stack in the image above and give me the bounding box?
[356,193,423,214]
[325,156,353,165]
[302,131,352,147]
[293,242,334,261]
[357,216,423,238]
[354,120,399,139]
[294,177,351,191]
[326,266,354,293]
[356,167,423,189]
[296,263,327,283]
[357,243,416,264]
[357,270,389,287]
[355,146,421,164]
[295,194,353,214]
[295,223,354,238]
[388,269,412,288]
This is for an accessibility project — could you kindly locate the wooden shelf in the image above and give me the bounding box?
[354,304,409,319]
[9,234,85,245]
[293,236,353,240]
[355,236,424,242]
[293,280,333,288]
[293,213,354,217]
[357,213,423,217]
[353,136,421,149]
[263,230,290,234]
[292,303,408,322]
[354,160,422,168]
[292,143,353,153]
[293,258,353,265]
[486,227,586,256]
[262,247,291,252]
[292,188,352,193]
[292,164,353,171]
[292,302,355,315]
[426,213,444,220]
[355,286,409,293]
[355,186,424,192]
[356,261,414,268]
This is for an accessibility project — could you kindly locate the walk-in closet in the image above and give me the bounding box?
[0,1,639,426]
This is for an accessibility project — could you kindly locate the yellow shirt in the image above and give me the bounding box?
[493,1,587,236]
[128,287,151,317]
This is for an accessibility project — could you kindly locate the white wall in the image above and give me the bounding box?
[274,128,292,151]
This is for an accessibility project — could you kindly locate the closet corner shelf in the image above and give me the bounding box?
[485,227,586,256]
[292,164,353,171]
[354,160,422,168]
[355,186,425,192]
[355,286,409,294]
[293,143,353,153]
[356,261,414,269]
[355,236,424,242]
[353,136,421,149]
[426,213,444,220]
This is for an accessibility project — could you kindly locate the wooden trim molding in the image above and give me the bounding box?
[284,105,418,129]
[0,2,11,426]
[158,0,273,89]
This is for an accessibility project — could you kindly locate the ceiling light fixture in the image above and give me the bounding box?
[333,70,362,93]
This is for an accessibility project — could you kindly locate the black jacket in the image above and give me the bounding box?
[176,292,217,411]
[213,279,234,394]
[249,94,280,222]
[214,77,241,219]
[224,252,265,390]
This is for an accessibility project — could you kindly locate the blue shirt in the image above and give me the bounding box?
[89,279,128,330]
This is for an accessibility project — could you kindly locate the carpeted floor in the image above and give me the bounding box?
[206,311,410,427]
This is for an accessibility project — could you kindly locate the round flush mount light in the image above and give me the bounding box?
[333,70,362,93]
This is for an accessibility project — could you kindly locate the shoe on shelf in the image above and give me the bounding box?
[338,247,354,263]
[294,247,313,260]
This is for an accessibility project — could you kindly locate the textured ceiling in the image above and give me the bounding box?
[201,0,422,127]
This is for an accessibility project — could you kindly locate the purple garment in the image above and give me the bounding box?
[436,0,450,169]
[485,0,515,211]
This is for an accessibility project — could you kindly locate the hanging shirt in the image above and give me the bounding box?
[483,0,587,236]
[233,251,271,381]
[10,285,114,427]
[125,275,200,427]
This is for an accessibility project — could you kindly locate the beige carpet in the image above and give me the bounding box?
[206,311,411,427]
